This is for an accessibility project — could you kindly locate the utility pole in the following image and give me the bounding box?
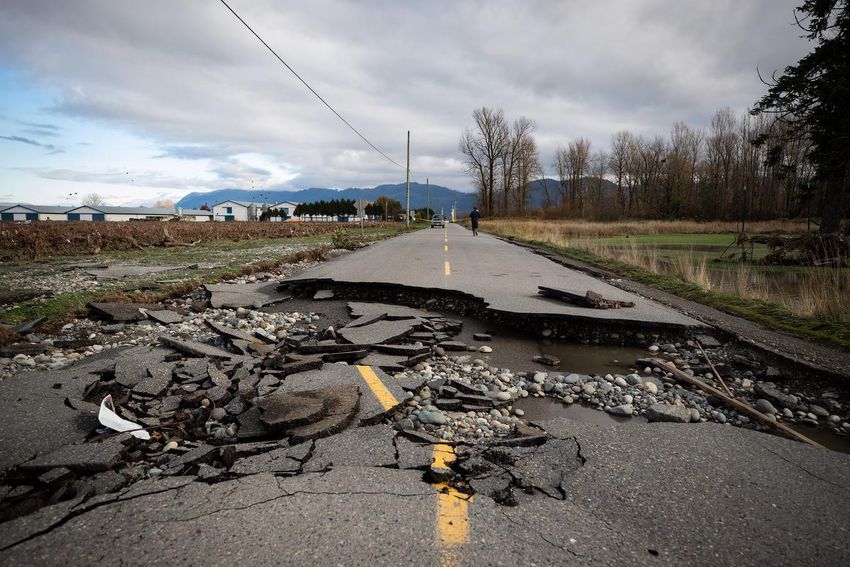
[405,130,411,228]
[426,178,430,221]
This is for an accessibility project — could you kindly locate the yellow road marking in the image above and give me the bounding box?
[444,244,448,252]
[432,443,455,471]
[444,260,451,276]
[355,365,398,410]
[433,444,471,564]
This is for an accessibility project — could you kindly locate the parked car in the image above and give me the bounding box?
[430,215,444,228]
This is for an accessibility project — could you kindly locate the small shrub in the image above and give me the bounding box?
[331,229,359,250]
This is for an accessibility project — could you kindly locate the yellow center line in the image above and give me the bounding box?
[355,365,398,411]
[444,244,448,252]
[433,444,471,565]
[444,260,451,276]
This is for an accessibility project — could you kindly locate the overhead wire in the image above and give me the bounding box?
[218,0,416,179]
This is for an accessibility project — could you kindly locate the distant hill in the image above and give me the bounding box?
[176,182,477,213]
[526,177,618,210]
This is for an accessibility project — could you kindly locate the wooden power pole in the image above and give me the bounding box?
[405,130,411,228]
[426,178,430,221]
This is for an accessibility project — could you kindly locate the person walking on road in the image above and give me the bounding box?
[470,207,481,236]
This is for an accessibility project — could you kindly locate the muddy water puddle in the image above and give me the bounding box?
[454,317,647,375]
[515,396,647,426]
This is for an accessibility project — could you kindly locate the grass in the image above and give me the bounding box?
[0,224,415,329]
[480,218,850,350]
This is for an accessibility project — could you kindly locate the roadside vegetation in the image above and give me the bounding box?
[0,224,410,328]
[480,218,850,349]
[0,220,394,261]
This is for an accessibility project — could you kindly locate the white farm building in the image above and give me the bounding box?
[211,201,259,222]
[0,204,69,221]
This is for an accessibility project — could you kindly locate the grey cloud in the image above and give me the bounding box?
[0,0,811,193]
[0,134,63,154]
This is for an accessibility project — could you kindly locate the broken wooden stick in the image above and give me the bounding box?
[651,359,824,449]
[694,340,734,398]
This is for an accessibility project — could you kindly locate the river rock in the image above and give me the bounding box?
[418,409,448,425]
[607,404,633,416]
[754,399,778,415]
[754,383,799,410]
[646,403,691,423]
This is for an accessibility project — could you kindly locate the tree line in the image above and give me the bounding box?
[293,199,357,218]
[459,2,848,231]
[460,106,817,223]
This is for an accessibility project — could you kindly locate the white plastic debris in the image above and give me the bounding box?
[98,394,151,440]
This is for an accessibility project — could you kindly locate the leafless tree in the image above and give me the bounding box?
[459,107,508,215]
[82,193,105,207]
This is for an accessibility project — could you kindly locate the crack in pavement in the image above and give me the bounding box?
[753,438,848,491]
[495,505,582,558]
[0,479,195,552]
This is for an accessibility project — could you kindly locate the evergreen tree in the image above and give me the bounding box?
[753,1,850,233]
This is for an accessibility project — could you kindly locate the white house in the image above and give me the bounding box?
[177,208,213,222]
[0,204,68,221]
[211,200,262,221]
[269,201,300,221]
[66,205,175,222]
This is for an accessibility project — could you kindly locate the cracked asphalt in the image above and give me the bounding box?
[2,418,848,566]
[2,225,849,566]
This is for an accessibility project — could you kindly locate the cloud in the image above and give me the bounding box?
[0,134,63,153]
[0,0,811,197]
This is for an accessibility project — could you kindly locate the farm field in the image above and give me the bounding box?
[0,223,407,327]
[0,220,394,261]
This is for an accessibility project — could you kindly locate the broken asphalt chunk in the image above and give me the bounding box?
[204,319,258,343]
[87,302,161,322]
[257,390,327,430]
[337,319,418,345]
[19,436,127,474]
[288,384,361,444]
[142,309,184,325]
[158,335,235,359]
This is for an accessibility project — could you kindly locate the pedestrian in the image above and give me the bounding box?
[469,207,481,236]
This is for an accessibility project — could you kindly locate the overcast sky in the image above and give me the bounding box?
[0,0,809,206]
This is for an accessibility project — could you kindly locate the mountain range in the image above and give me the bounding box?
[175,178,619,213]
[175,182,476,213]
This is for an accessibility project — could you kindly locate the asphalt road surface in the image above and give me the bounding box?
[290,223,703,328]
[2,225,849,566]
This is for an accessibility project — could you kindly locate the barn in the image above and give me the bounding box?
[65,205,175,222]
[0,204,69,221]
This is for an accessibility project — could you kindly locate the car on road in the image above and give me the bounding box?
[430,215,445,228]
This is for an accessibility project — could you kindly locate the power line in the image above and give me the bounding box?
[218,0,408,171]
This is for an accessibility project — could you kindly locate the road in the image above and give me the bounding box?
[2,224,849,566]
[290,223,703,329]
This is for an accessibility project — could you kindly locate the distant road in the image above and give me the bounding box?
[289,222,703,329]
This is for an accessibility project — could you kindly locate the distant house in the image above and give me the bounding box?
[65,205,175,222]
[269,201,300,222]
[0,204,68,221]
[211,200,262,221]
[176,208,213,222]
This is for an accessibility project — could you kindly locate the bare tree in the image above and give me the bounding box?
[609,131,634,214]
[567,138,592,212]
[553,146,572,210]
[82,193,105,207]
[459,107,508,215]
